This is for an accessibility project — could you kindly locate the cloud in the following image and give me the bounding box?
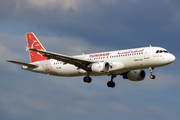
[0,90,52,116]
[148,105,180,120]
[0,0,16,18]
[0,1,180,120]
[27,0,79,10]
[138,72,180,89]
[38,35,112,55]
[0,32,27,72]
[1,67,180,120]
[0,43,21,72]
[0,0,180,52]
[1,0,179,28]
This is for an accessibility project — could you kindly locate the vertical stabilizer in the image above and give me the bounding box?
[26,33,47,63]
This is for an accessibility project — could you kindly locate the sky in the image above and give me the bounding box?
[0,0,180,120]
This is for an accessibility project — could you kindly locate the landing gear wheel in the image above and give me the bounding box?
[107,81,115,88]
[149,67,156,79]
[150,75,155,79]
[107,74,116,88]
[83,76,92,83]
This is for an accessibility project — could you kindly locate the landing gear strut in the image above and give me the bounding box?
[83,71,92,83]
[107,74,116,88]
[149,67,155,79]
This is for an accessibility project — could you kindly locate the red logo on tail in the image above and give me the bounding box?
[26,33,47,62]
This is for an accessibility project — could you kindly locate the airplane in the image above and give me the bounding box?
[7,33,176,88]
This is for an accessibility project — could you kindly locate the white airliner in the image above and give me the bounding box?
[7,33,175,88]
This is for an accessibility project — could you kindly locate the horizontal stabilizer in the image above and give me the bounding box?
[7,60,38,68]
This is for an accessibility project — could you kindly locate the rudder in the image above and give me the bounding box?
[26,33,47,63]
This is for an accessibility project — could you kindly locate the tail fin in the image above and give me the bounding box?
[26,33,47,63]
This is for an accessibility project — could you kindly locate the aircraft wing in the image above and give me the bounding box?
[29,48,94,71]
[7,60,38,68]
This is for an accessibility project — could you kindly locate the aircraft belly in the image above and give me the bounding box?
[53,64,86,77]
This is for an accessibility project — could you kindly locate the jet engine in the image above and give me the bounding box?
[123,70,146,81]
[91,62,110,73]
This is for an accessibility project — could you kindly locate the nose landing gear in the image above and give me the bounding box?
[149,67,156,79]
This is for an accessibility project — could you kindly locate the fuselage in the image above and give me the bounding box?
[23,46,175,77]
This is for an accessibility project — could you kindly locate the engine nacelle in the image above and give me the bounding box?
[109,61,124,71]
[91,62,110,73]
[124,70,146,81]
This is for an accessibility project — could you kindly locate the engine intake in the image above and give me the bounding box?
[91,62,110,73]
[123,70,146,81]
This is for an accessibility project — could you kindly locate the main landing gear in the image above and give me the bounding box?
[107,74,116,88]
[83,72,117,88]
[83,76,92,83]
[149,67,155,79]
[83,71,92,83]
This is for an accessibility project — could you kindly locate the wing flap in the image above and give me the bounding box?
[7,60,38,68]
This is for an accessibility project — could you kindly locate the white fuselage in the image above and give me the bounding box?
[23,46,175,77]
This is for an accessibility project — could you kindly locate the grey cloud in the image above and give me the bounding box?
[0,1,180,120]
[148,105,180,120]
[0,0,178,29]
[1,73,180,120]
[1,0,180,51]
[0,0,16,18]
[38,36,113,55]
[0,43,25,72]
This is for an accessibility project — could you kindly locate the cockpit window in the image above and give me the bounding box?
[156,50,169,53]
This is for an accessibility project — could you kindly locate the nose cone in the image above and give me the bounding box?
[168,54,176,63]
